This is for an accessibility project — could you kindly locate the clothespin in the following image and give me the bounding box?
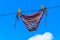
[16,8,21,21]
[41,5,46,10]
[18,8,21,15]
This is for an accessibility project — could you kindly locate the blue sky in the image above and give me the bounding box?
[0,0,60,40]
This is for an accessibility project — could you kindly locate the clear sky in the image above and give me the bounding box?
[0,0,60,40]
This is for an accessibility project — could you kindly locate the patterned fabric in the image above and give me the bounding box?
[19,11,45,31]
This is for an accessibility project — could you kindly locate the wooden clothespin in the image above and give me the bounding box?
[18,8,21,15]
[41,5,46,11]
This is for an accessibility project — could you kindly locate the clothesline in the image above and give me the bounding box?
[0,5,60,16]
